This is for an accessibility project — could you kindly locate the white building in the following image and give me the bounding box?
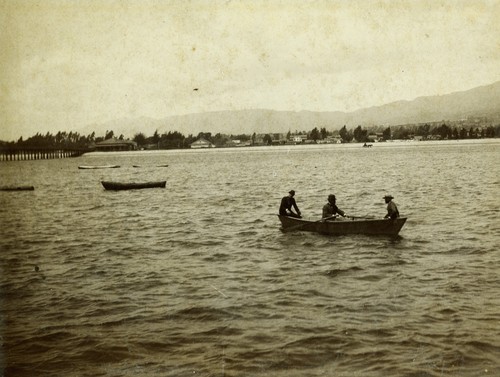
[190,138,215,149]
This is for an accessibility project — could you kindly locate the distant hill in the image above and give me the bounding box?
[81,81,500,138]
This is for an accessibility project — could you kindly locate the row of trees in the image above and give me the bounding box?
[336,124,498,142]
[2,130,127,149]
[131,130,260,149]
[276,123,498,143]
[2,123,499,150]
[123,122,500,147]
[109,123,500,149]
[390,123,498,140]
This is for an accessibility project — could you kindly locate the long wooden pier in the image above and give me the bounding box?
[0,147,88,161]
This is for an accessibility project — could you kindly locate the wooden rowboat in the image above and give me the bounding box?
[278,215,406,236]
[78,165,120,169]
[101,181,166,190]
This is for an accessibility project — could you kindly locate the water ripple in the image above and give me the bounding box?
[1,142,499,376]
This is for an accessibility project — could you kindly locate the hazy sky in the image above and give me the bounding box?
[1,0,499,141]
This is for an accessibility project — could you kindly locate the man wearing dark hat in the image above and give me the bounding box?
[322,194,348,220]
[279,190,301,218]
[383,195,399,219]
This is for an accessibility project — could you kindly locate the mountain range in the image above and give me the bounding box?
[82,81,500,138]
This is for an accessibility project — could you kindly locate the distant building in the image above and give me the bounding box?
[190,138,215,149]
[367,133,384,142]
[253,134,266,145]
[325,136,342,144]
[226,139,252,147]
[291,135,307,143]
[94,138,137,151]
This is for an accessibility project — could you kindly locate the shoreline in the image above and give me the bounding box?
[81,138,500,157]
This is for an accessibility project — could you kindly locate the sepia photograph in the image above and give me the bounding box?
[1,0,499,376]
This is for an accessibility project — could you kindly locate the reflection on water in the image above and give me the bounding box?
[1,140,499,376]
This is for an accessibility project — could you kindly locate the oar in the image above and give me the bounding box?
[348,215,379,220]
[283,215,337,232]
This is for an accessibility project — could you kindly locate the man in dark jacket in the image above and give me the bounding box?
[322,194,348,220]
[383,195,399,219]
[279,190,301,218]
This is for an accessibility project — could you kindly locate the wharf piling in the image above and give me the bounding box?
[0,147,88,161]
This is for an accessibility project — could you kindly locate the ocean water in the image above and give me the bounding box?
[1,140,499,377]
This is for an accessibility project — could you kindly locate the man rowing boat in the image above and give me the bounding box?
[383,195,400,219]
[279,190,302,218]
[322,194,348,220]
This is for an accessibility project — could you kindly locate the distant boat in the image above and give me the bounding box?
[101,181,167,190]
[78,165,120,169]
[131,164,168,168]
[278,215,406,236]
[0,185,34,191]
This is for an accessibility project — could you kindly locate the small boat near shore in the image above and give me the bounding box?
[278,215,406,236]
[0,185,35,191]
[78,165,120,169]
[101,181,166,190]
[131,164,169,168]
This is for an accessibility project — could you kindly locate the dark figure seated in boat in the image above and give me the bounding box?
[383,195,399,219]
[279,190,301,218]
[322,194,348,220]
